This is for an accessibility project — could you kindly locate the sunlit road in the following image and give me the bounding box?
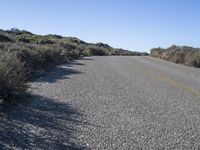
[1,56,200,150]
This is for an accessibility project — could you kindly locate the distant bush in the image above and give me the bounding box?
[150,47,164,58]
[16,34,54,44]
[44,34,63,39]
[83,46,107,56]
[150,45,200,67]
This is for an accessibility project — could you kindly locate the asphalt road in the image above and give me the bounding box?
[1,56,200,150]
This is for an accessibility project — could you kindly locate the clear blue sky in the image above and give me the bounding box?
[0,0,199,52]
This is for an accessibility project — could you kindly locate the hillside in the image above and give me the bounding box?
[0,28,148,56]
[0,28,148,100]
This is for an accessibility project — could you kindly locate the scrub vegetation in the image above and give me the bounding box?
[150,45,200,67]
[0,28,148,100]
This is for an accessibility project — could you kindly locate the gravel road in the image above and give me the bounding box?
[1,56,200,150]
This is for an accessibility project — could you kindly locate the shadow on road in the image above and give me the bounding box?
[66,58,94,67]
[77,57,94,61]
[35,66,82,83]
[0,95,89,150]
[35,60,85,83]
[35,58,94,83]
[0,58,94,149]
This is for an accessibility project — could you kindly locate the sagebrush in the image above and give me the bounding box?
[150,45,200,67]
[0,28,148,100]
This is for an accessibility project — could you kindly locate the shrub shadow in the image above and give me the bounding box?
[66,58,94,67]
[0,95,89,150]
[77,57,94,61]
[34,58,93,83]
[65,61,85,68]
[35,66,82,83]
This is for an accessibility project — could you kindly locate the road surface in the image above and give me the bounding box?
[1,56,200,150]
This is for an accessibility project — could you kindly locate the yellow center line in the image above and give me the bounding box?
[144,69,200,97]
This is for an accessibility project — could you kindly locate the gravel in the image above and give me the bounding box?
[1,56,200,150]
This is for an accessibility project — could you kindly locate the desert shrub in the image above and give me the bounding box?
[0,50,27,100]
[59,41,77,50]
[0,42,81,76]
[150,48,164,58]
[16,34,54,44]
[185,52,200,67]
[82,48,93,56]
[0,28,147,100]
[67,37,86,44]
[83,46,107,56]
[110,50,120,55]
[0,34,12,42]
[150,45,200,67]
[45,34,63,39]
[16,36,31,43]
